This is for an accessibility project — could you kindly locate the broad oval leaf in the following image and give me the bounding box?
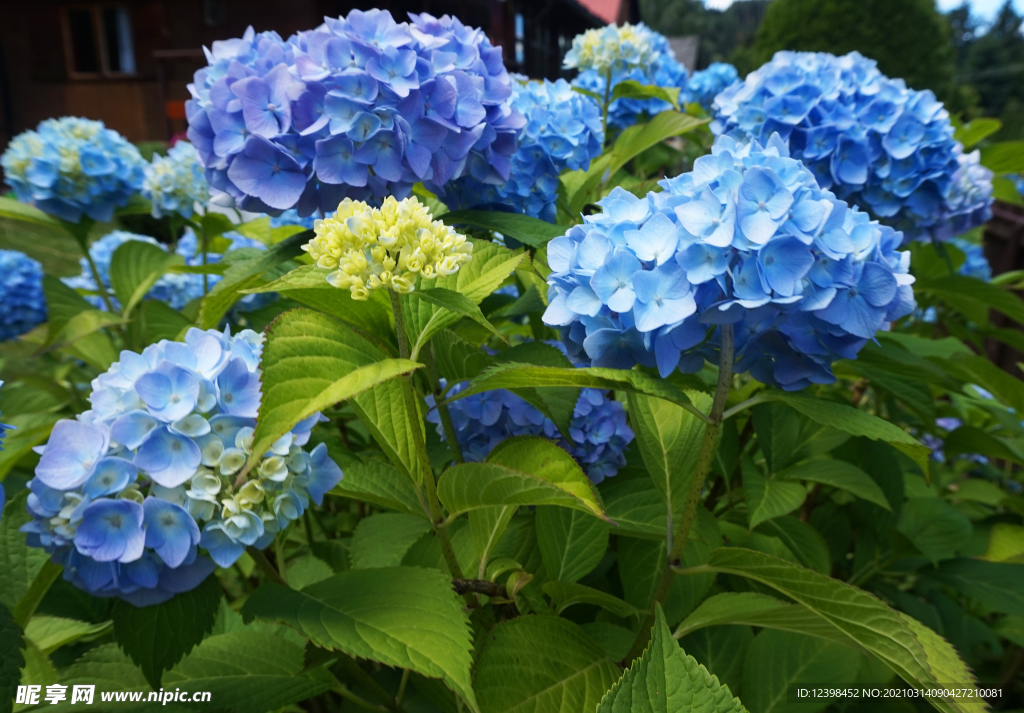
[109,240,183,315]
[610,79,680,108]
[778,459,891,510]
[535,505,608,584]
[745,470,806,530]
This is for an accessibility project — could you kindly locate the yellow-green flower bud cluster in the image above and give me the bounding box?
[302,196,473,300]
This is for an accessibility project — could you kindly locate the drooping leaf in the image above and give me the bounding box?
[0,196,61,227]
[349,513,432,569]
[673,592,846,643]
[242,567,478,712]
[542,581,642,619]
[474,615,620,713]
[436,210,570,248]
[597,605,744,713]
[535,506,608,584]
[109,240,183,315]
[777,460,891,510]
[928,558,1024,616]
[248,308,421,471]
[0,604,24,713]
[917,274,1024,327]
[610,79,680,108]
[111,572,222,688]
[25,616,111,654]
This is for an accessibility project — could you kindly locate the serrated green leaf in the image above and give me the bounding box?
[25,616,111,654]
[897,497,973,563]
[198,231,309,328]
[777,460,891,510]
[543,581,641,619]
[349,513,432,569]
[745,471,806,530]
[109,240,183,315]
[410,287,506,344]
[248,309,421,470]
[111,572,222,688]
[928,558,1024,615]
[751,402,850,475]
[619,537,668,612]
[601,478,665,539]
[536,506,608,584]
[597,605,745,713]
[980,140,1024,175]
[350,377,424,485]
[628,390,711,521]
[433,330,499,382]
[0,491,50,614]
[326,450,426,517]
[475,615,620,713]
[693,548,985,713]
[754,518,831,575]
[752,393,929,474]
[673,592,846,643]
[436,210,570,248]
[470,506,518,578]
[0,604,24,713]
[679,626,752,698]
[242,567,478,712]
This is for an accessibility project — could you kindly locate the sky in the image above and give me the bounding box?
[705,0,1024,22]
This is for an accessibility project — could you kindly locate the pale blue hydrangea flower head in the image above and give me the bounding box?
[712,51,993,242]
[951,238,991,282]
[684,63,739,112]
[22,327,342,605]
[142,141,209,218]
[446,78,603,222]
[427,380,633,484]
[1,117,145,223]
[186,11,523,218]
[542,133,916,391]
[0,250,47,341]
[570,24,689,131]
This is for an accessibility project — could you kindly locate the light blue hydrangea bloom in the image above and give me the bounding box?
[22,327,342,605]
[427,381,632,483]
[446,78,603,222]
[570,24,689,132]
[951,238,991,281]
[0,250,47,341]
[1,117,145,223]
[186,11,522,218]
[684,63,739,112]
[542,133,916,391]
[712,51,993,241]
[142,141,209,218]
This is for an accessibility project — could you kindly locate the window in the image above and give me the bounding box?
[514,13,525,66]
[62,4,136,78]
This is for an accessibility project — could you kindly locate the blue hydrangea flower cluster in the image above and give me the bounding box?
[64,229,267,311]
[186,11,522,217]
[951,238,991,281]
[1,117,145,223]
[427,382,633,483]
[685,63,738,112]
[446,78,603,222]
[542,134,916,391]
[570,24,688,132]
[0,250,47,342]
[21,328,343,605]
[142,141,209,219]
[712,51,993,242]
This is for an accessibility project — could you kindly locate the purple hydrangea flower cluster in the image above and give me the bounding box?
[21,328,342,605]
[186,10,522,217]
[446,78,604,222]
[0,250,47,342]
[428,382,633,483]
[712,51,993,242]
[685,63,739,112]
[542,133,916,391]
[1,117,145,223]
[571,25,689,132]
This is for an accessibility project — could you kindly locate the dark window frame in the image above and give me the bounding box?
[60,3,137,80]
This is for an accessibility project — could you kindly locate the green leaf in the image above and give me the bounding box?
[897,497,973,563]
[597,605,744,713]
[0,196,60,228]
[674,592,847,643]
[0,413,61,481]
[628,390,712,520]
[0,604,24,713]
[601,478,665,539]
[349,513,432,569]
[753,393,929,474]
[984,523,1024,563]
[741,629,861,713]
[433,329,499,383]
[324,442,426,516]
[436,210,570,248]
[199,212,235,239]
[453,363,708,424]
[410,287,507,344]
[24,616,111,654]
[745,471,806,530]
[248,309,421,470]
[475,615,620,713]
[404,239,526,360]
[198,230,309,328]
[141,300,193,344]
[437,438,607,519]
[678,626,752,698]
[754,518,831,575]
[928,558,1024,616]
[0,491,50,614]
[606,111,708,178]
[917,274,1024,326]
[619,537,669,611]
[109,240,183,315]
[610,79,680,108]
[12,559,61,628]
[469,506,519,577]
[752,402,850,474]
[350,377,424,485]
[39,309,124,354]
[111,572,222,688]
[980,140,1024,175]
[233,216,273,245]
[777,460,891,510]
[542,581,642,619]
[694,548,985,713]
[535,506,608,584]
[954,118,1001,148]
[242,566,478,712]
[285,554,334,590]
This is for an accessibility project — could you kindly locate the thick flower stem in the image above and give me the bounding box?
[389,290,466,580]
[602,67,613,145]
[623,324,734,664]
[424,344,465,465]
[247,546,289,587]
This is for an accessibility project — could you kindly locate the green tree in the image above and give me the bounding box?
[960,1,1024,122]
[752,0,954,92]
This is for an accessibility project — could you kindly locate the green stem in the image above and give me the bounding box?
[623,324,734,663]
[274,537,289,584]
[334,685,388,713]
[425,344,464,465]
[200,225,209,295]
[83,245,117,314]
[389,290,465,580]
[333,655,409,713]
[602,67,613,146]
[247,546,289,587]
